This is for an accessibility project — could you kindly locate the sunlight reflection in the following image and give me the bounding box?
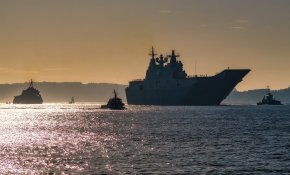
[0,103,121,174]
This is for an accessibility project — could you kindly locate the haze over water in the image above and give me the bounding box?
[0,104,289,174]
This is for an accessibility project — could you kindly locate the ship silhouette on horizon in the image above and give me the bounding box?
[126,47,251,106]
[13,79,43,104]
[101,89,125,110]
[257,92,283,105]
[69,97,75,104]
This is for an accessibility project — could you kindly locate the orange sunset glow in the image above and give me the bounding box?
[1,0,290,90]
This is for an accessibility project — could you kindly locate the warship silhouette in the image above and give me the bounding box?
[101,90,125,110]
[257,92,282,105]
[126,47,251,105]
[13,80,43,104]
[69,97,75,104]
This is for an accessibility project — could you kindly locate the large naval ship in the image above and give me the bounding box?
[126,47,251,106]
[13,80,43,104]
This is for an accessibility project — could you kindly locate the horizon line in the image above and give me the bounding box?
[0,81,289,92]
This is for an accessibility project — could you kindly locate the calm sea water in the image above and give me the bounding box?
[0,104,289,174]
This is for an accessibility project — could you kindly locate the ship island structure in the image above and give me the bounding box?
[126,47,251,106]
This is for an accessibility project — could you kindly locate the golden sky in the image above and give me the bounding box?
[0,0,290,91]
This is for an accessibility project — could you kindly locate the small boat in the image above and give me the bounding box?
[257,92,283,105]
[69,97,75,104]
[101,90,125,110]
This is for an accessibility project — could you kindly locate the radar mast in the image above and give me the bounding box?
[29,79,34,88]
[149,46,157,59]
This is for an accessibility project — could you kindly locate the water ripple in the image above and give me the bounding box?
[0,104,289,174]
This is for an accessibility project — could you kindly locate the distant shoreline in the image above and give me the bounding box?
[0,82,289,104]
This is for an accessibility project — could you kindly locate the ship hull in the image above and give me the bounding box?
[126,69,250,106]
[13,95,43,104]
[257,103,282,105]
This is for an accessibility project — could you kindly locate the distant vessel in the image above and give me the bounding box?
[69,97,75,104]
[13,80,43,104]
[101,90,125,110]
[257,92,282,105]
[126,47,251,106]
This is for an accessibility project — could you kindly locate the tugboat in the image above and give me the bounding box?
[13,79,43,104]
[101,90,125,110]
[69,97,75,104]
[257,92,282,105]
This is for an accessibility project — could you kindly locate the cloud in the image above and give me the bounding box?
[236,19,249,23]
[231,19,249,30]
[231,26,246,30]
[160,10,172,14]
[0,68,39,74]
[44,68,67,71]
[0,67,67,76]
